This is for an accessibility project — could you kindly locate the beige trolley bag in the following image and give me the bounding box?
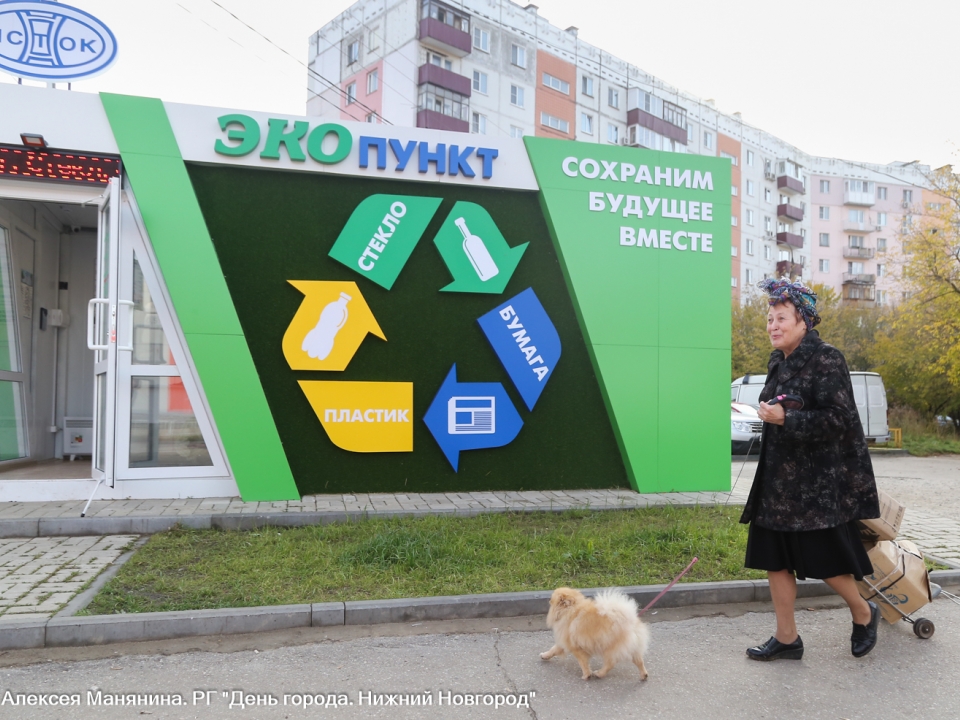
[855,491,936,640]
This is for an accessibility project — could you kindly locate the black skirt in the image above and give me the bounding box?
[745,520,873,581]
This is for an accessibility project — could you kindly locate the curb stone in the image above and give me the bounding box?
[2,571,957,651]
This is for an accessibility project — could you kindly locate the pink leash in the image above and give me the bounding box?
[637,556,699,616]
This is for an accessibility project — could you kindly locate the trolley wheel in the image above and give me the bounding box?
[913,618,935,639]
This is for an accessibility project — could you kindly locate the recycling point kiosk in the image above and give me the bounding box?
[0,84,731,503]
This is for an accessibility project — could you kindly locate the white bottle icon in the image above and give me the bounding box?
[302,292,351,360]
[456,217,499,282]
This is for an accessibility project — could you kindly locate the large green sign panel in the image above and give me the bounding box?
[524,138,731,493]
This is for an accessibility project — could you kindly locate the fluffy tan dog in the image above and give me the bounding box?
[540,587,650,681]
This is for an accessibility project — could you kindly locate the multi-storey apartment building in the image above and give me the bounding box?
[308,0,932,306]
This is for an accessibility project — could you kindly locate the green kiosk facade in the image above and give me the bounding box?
[0,84,730,502]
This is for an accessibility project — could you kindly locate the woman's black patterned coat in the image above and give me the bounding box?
[740,330,880,532]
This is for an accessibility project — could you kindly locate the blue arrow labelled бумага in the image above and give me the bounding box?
[423,364,523,472]
[477,287,561,411]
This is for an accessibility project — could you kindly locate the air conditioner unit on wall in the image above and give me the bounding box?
[901,201,910,208]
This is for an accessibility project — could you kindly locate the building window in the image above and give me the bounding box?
[510,125,524,138]
[764,245,772,260]
[608,88,619,108]
[746,238,754,255]
[542,72,569,94]
[819,233,829,247]
[541,112,569,133]
[347,40,359,65]
[731,246,738,257]
[746,209,755,226]
[877,238,887,251]
[471,112,487,134]
[510,84,524,107]
[731,185,738,196]
[367,27,380,51]
[581,113,593,134]
[345,82,357,104]
[366,69,379,94]
[819,206,829,220]
[849,261,865,274]
[903,215,913,226]
[819,259,830,273]
[429,52,452,70]
[903,189,913,203]
[731,215,738,226]
[721,151,738,166]
[607,124,618,143]
[746,180,755,196]
[764,216,772,232]
[746,150,754,166]
[849,235,864,248]
[732,277,738,288]
[846,179,872,194]
[819,179,830,193]
[417,84,468,121]
[702,131,713,149]
[746,269,755,284]
[764,188,772,203]
[511,44,526,68]
[473,70,488,94]
[473,27,489,52]
[877,263,886,277]
[849,209,865,223]
[581,76,594,97]
[877,290,887,305]
[877,186,887,200]
[366,112,377,123]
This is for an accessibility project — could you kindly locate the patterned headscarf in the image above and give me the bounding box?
[757,277,821,330]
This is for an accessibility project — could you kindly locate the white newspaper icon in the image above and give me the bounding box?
[447,396,496,434]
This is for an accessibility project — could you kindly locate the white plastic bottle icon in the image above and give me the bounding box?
[302,292,351,360]
[456,217,499,282]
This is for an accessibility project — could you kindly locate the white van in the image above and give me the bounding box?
[731,372,890,443]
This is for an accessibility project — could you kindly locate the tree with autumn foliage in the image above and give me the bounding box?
[870,166,960,427]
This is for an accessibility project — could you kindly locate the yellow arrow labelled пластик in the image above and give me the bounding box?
[299,381,413,452]
[283,281,386,371]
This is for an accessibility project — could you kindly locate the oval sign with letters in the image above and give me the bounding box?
[0,0,117,81]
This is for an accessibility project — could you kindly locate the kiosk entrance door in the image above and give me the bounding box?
[0,177,235,501]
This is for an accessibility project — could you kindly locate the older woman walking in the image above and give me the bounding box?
[740,278,882,661]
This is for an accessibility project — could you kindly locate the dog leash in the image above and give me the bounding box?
[637,556,699,616]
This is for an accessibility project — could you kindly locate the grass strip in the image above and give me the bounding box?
[84,506,767,615]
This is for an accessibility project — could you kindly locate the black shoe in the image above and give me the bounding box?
[851,601,880,658]
[746,635,804,661]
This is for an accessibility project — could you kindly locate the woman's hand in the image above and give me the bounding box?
[758,401,786,426]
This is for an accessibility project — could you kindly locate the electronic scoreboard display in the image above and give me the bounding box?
[0,145,121,185]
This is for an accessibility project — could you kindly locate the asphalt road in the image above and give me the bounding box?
[2,592,958,720]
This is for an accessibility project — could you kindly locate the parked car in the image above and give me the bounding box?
[731,402,762,454]
[731,372,890,443]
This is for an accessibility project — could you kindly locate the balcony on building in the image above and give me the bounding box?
[420,0,471,57]
[777,203,803,222]
[418,63,471,96]
[842,272,876,285]
[843,245,876,260]
[776,159,805,194]
[843,286,876,306]
[776,231,804,249]
[843,179,875,206]
[776,260,803,279]
[417,83,469,133]
[626,89,688,147]
[842,219,875,233]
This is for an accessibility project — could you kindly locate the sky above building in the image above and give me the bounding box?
[3,0,956,169]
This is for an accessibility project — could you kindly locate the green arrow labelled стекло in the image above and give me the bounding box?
[329,194,442,290]
[433,202,528,294]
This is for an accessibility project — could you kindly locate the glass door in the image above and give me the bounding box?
[0,224,27,461]
[89,177,122,487]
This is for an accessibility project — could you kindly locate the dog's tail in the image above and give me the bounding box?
[594,589,650,655]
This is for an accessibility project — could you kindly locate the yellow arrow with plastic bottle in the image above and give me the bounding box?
[282,281,385,371]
